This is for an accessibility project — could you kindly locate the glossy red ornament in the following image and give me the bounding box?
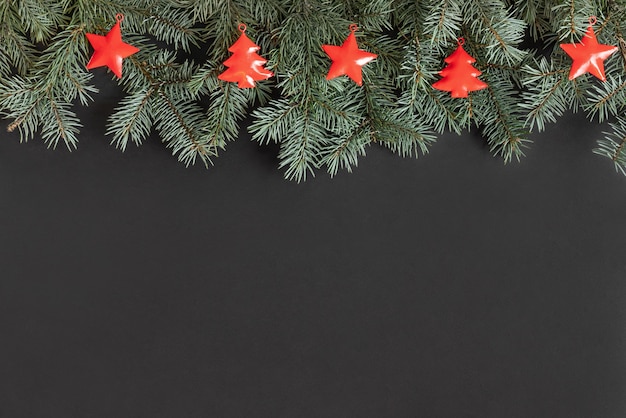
[432,38,487,98]
[322,24,377,86]
[218,24,273,88]
[86,14,139,78]
[559,17,617,81]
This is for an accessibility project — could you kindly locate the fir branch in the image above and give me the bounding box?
[41,89,80,149]
[251,3,356,181]
[106,88,155,151]
[361,34,405,83]
[277,106,327,182]
[252,94,328,182]
[18,0,66,43]
[378,112,437,158]
[361,73,435,157]
[249,99,299,145]
[201,83,252,150]
[396,34,466,135]
[398,86,468,135]
[32,23,95,100]
[318,85,369,176]
[551,0,597,41]
[465,0,527,66]
[340,0,394,32]
[594,117,626,175]
[1,76,41,138]
[1,22,94,150]
[108,49,216,165]
[520,57,572,131]
[323,123,370,177]
[202,0,251,62]
[183,0,220,22]
[477,70,529,162]
[67,0,142,29]
[140,3,203,53]
[423,0,463,46]
[0,24,36,76]
[399,40,438,89]
[514,0,552,40]
[585,75,626,122]
[153,90,213,167]
[187,62,220,95]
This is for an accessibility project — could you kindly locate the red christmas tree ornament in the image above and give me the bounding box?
[218,24,273,88]
[559,16,618,81]
[86,14,139,78]
[322,24,378,86]
[433,38,487,98]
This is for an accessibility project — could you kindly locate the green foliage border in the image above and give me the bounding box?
[1,0,626,182]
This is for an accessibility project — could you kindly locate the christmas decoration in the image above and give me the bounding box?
[322,24,377,86]
[85,14,140,78]
[432,38,487,98]
[559,17,618,81]
[218,24,273,88]
[2,1,626,182]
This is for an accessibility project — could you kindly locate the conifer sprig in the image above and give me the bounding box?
[595,117,626,175]
[519,0,626,174]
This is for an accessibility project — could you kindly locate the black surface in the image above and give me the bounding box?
[1,79,626,417]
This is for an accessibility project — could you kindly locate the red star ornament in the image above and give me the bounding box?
[322,24,377,86]
[218,24,273,88]
[559,18,617,81]
[432,38,487,98]
[86,14,139,78]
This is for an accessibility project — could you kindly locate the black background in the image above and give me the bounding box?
[1,73,626,417]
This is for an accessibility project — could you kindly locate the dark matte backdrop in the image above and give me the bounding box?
[1,73,626,418]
